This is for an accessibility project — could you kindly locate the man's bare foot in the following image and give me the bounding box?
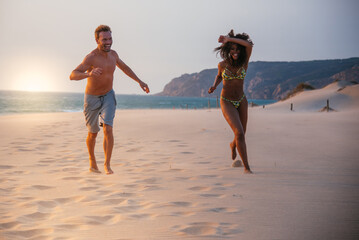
[89,158,100,172]
[230,141,237,160]
[89,167,101,173]
[244,169,253,174]
[104,165,114,175]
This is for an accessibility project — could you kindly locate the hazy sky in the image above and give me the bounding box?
[0,0,358,94]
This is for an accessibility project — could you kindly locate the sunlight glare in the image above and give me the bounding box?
[15,71,53,92]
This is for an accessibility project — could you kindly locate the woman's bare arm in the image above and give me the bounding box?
[208,63,224,94]
[219,35,253,68]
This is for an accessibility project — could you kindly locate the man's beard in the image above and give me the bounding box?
[101,45,111,52]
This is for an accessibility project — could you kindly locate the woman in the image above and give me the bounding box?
[208,30,253,173]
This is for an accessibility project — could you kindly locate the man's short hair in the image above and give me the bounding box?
[95,25,112,40]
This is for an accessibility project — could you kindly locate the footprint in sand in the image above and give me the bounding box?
[123,184,138,188]
[53,196,84,204]
[159,201,194,208]
[139,185,162,191]
[85,215,121,225]
[96,190,113,195]
[108,192,138,198]
[4,228,53,239]
[114,200,154,214]
[31,185,54,190]
[55,224,85,230]
[179,225,216,236]
[207,207,240,213]
[0,221,21,230]
[0,165,14,170]
[169,211,196,217]
[196,161,211,165]
[15,146,33,152]
[176,144,188,148]
[79,186,100,191]
[38,159,56,164]
[115,205,142,213]
[36,200,57,209]
[61,167,80,172]
[199,193,226,198]
[173,222,240,237]
[20,212,52,221]
[127,213,157,220]
[214,182,236,187]
[61,176,82,181]
[126,147,141,152]
[180,151,194,154]
[188,186,212,192]
[103,198,126,205]
[199,174,221,179]
[169,168,185,172]
[176,176,198,181]
[0,187,15,194]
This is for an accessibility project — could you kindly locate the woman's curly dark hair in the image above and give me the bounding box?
[215,30,253,68]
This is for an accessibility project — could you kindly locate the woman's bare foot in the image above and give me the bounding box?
[104,164,114,175]
[244,169,253,174]
[230,141,237,160]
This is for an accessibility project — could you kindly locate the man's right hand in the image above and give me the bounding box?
[89,67,103,77]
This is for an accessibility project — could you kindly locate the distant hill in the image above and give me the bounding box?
[156,58,359,100]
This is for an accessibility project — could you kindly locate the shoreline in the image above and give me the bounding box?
[0,90,277,116]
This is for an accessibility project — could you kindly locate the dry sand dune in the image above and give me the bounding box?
[267,80,359,112]
[0,82,358,239]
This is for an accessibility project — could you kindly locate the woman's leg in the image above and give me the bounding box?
[239,97,248,134]
[221,99,251,172]
[230,98,248,160]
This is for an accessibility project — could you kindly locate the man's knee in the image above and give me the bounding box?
[87,132,98,140]
[103,124,113,136]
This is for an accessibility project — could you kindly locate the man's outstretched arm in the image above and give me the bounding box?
[115,53,150,93]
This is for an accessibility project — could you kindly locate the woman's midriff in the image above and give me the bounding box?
[221,80,245,100]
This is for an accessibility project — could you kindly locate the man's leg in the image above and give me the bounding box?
[87,132,101,173]
[103,124,114,174]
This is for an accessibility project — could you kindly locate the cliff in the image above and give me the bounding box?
[157,58,359,99]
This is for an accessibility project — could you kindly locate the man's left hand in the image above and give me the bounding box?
[140,81,150,93]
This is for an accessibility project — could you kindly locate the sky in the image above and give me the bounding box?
[0,0,358,94]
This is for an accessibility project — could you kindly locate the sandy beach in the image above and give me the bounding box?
[1,82,359,240]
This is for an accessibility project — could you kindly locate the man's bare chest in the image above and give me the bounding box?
[92,56,116,73]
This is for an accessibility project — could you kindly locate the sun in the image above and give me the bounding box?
[14,71,53,92]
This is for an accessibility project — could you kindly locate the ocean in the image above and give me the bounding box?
[0,90,276,115]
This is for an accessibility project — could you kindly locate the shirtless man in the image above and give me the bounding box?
[70,25,149,174]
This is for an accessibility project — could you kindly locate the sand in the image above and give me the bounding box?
[1,82,358,239]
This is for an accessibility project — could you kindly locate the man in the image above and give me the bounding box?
[70,25,149,174]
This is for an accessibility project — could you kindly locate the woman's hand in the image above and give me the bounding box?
[208,86,216,94]
[218,35,228,44]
